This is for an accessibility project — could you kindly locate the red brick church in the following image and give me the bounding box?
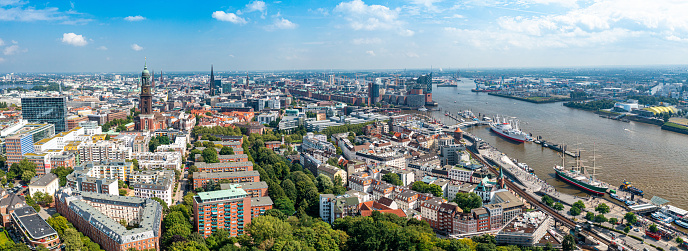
[135,62,168,131]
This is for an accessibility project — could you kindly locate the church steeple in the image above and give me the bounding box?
[209,65,216,96]
[140,60,153,115]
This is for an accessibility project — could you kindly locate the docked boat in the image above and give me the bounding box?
[619,180,644,196]
[489,116,532,143]
[418,107,428,112]
[676,219,688,229]
[652,212,674,224]
[517,162,534,173]
[553,145,609,195]
[661,205,688,221]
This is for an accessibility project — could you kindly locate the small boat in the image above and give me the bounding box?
[454,101,457,103]
[625,200,636,206]
[676,219,688,229]
[418,107,428,112]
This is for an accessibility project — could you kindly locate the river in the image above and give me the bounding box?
[427,79,688,209]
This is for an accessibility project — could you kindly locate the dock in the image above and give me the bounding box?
[533,137,579,158]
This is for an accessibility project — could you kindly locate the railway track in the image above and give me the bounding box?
[466,147,612,247]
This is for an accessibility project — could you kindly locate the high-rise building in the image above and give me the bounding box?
[417,73,433,104]
[21,97,68,133]
[193,185,252,237]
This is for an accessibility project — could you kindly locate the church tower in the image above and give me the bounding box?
[209,65,216,96]
[140,62,153,115]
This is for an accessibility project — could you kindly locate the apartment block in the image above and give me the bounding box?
[196,161,253,173]
[220,182,268,198]
[129,170,175,206]
[56,188,163,251]
[193,186,252,237]
[192,171,260,190]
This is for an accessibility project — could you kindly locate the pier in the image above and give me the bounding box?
[533,137,579,158]
[464,142,613,248]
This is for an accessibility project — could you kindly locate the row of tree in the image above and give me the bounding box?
[563,99,616,111]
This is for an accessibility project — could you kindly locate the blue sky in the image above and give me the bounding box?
[2,0,688,72]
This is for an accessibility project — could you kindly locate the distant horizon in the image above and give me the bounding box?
[3,1,688,72]
[3,63,688,75]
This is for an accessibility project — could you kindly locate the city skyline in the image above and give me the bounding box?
[2,0,688,72]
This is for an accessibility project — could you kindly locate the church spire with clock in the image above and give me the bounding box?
[140,62,153,115]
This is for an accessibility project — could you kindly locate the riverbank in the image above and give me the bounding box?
[488,92,584,103]
[661,122,688,135]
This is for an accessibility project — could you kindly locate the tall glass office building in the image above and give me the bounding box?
[21,97,68,133]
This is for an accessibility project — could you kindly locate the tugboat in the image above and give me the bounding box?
[553,145,609,195]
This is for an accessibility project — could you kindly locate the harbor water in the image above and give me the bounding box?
[428,79,688,209]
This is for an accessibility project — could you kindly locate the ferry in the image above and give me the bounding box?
[553,145,608,195]
[651,212,674,224]
[675,219,688,229]
[660,205,688,221]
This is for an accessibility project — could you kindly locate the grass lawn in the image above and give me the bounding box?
[0,230,14,245]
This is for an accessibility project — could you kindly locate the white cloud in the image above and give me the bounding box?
[310,8,329,16]
[246,1,266,12]
[124,15,145,21]
[212,11,247,24]
[444,0,688,50]
[445,14,465,19]
[0,1,90,23]
[0,57,4,63]
[3,45,22,55]
[61,33,88,46]
[366,50,375,56]
[228,54,235,58]
[131,44,143,51]
[0,38,4,46]
[270,18,297,29]
[97,46,107,50]
[405,52,419,58]
[352,37,382,44]
[410,0,443,12]
[399,29,415,36]
[334,0,413,35]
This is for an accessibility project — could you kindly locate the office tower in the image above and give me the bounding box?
[21,97,68,133]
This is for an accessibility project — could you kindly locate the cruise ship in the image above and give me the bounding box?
[489,116,531,143]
